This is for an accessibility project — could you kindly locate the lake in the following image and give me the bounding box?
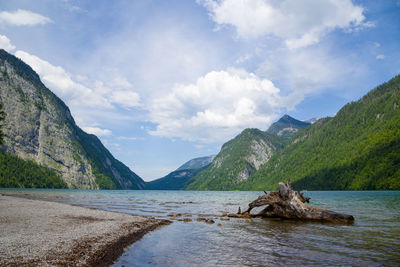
[1,189,399,266]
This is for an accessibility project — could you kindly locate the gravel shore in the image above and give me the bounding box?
[0,194,169,266]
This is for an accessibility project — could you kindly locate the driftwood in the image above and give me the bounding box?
[229,180,354,224]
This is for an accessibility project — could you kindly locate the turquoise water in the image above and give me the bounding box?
[1,189,399,266]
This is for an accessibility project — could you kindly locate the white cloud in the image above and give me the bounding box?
[285,49,343,93]
[0,9,52,26]
[376,54,385,60]
[0,35,15,52]
[117,136,144,141]
[110,75,133,89]
[235,54,252,64]
[200,0,369,49]
[14,50,141,128]
[15,50,111,109]
[110,90,140,109]
[255,45,363,109]
[81,126,112,136]
[149,68,284,143]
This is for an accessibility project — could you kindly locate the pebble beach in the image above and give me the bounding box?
[0,194,168,266]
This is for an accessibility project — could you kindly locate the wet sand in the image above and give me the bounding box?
[0,194,169,266]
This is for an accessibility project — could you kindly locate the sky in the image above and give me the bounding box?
[0,0,399,181]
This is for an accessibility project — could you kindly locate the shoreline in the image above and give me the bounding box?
[0,194,170,266]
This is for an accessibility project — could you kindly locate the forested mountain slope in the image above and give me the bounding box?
[186,129,284,190]
[242,75,400,190]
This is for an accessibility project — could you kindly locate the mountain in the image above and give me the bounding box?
[304,117,318,124]
[145,166,208,190]
[186,128,284,190]
[242,75,400,190]
[266,114,311,137]
[176,155,215,171]
[0,49,145,189]
[145,156,214,190]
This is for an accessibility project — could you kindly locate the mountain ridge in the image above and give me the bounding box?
[185,114,312,190]
[186,128,284,190]
[144,155,214,190]
[0,49,145,189]
[241,75,400,190]
[176,155,215,171]
[266,114,311,137]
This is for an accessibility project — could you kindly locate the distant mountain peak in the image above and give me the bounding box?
[278,114,304,124]
[176,155,215,171]
[266,115,310,137]
[145,155,215,190]
[280,114,292,120]
[304,117,319,124]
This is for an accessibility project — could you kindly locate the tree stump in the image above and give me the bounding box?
[229,180,354,224]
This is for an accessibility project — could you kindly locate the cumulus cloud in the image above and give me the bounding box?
[149,68,283,143]
[117,136,144,141]
[0,9,52,26]
[15,50,112,109]
[14,50,141,130]
[256,46,358,108]
[200,0,369,49]
[81,127,112,136]
[0,35,15,52]
[110,90,140,109]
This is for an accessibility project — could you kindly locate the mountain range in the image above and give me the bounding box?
[186,116,310,190]
[242,75,400,190]
[147,115,312,190]
[187,75,400,190]
[1,48,398,190]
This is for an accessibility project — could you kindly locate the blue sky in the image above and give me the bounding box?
[0,0,399,180]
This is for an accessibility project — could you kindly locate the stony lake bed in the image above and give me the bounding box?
[1,189,399,266]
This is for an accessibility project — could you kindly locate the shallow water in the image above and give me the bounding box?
[1,189,399,266]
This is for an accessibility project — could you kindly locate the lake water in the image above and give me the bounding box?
[1,189,399,266]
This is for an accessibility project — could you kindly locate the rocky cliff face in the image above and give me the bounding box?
[186,128,283,190]
[0,49,144,189]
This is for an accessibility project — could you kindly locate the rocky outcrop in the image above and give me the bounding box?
[186,115,313,190]
[186,128,283,190]
[0,49,144,189]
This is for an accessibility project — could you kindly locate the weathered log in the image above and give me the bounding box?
[229,180,354,224]
[297,190,310,203]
